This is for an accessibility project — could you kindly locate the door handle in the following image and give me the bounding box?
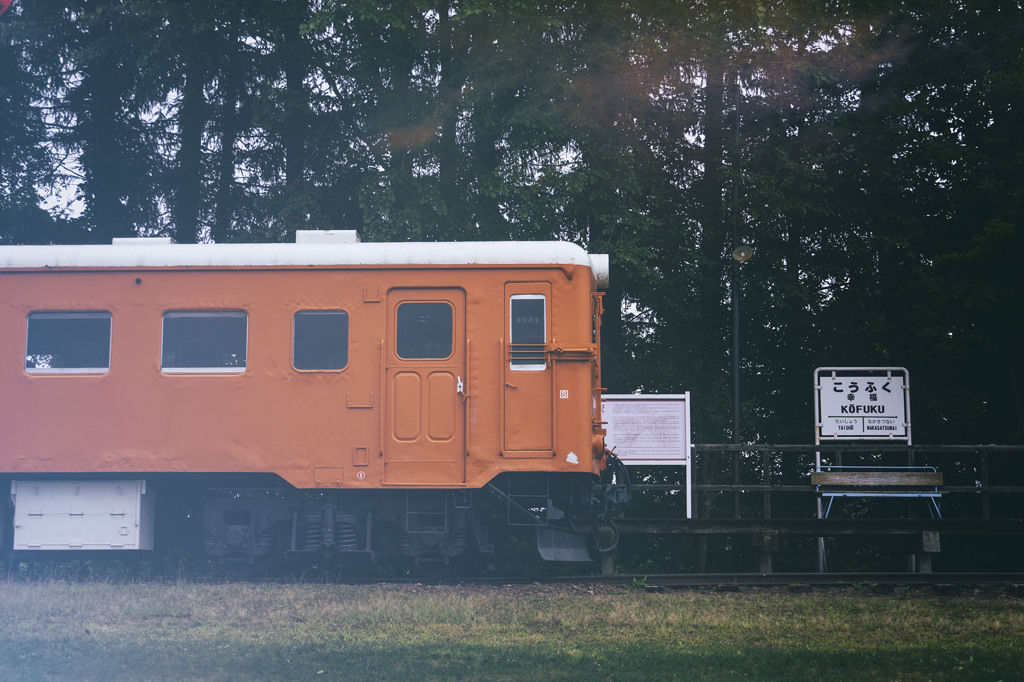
[457,376,468,402]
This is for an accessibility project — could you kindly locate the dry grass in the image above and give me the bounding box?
[1,580,1022,680]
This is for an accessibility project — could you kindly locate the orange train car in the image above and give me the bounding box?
[0,231,624,572]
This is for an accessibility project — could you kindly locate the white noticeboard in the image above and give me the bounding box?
[814,367,911,442]
[603,393,691,518]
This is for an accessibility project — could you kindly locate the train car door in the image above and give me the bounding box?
[502,283,554,457]
[384,289,466,485]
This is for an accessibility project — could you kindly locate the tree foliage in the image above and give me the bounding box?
[1,0,1022,445]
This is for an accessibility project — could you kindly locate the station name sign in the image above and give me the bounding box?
[815,367,910,441]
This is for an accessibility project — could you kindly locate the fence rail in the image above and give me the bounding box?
[628,444,1024,521]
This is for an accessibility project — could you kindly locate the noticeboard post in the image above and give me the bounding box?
[603,393,691,518]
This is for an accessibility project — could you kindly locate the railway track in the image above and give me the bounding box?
[182,571,1024,589]
[414,572,1024,591]
[4,553,1024,589]
[577,572,1024,589]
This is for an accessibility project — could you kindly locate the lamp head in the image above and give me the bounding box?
[732,245,754,262]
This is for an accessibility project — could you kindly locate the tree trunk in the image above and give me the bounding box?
[213,55,240,244]
[436,2,462,234]
[78,8,131,241]
[280,6,308,234]
[173,38,206,244]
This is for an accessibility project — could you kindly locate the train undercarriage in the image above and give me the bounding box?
[2,463,629,576]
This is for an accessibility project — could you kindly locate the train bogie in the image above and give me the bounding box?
[0,232,618,573]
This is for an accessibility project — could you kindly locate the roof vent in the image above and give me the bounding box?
[295,230,360,245]
[112,237,176,245]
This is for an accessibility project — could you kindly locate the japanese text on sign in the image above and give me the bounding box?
[603,395,690,465]
[817,371,908,439]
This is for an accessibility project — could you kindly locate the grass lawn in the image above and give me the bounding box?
[1,580,1022,680]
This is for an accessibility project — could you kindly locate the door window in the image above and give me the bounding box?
[396,302,453,359]
[509,294,546,370]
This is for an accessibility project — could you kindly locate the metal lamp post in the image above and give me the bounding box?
[731,244,753,444]
[730,244,752,524]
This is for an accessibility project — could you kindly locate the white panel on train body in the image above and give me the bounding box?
[10,480,154,550]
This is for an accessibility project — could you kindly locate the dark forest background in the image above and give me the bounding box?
[3,0,1023,449]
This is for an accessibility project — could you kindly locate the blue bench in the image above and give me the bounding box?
[812,465,943,519]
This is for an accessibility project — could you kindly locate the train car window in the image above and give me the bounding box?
[509,294,546,370]
[293,310,349,370]
[396,302,453,359]
[25,312,112,373]
[162,311,247,372]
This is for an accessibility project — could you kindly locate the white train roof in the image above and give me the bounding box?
[0,231,610,288]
